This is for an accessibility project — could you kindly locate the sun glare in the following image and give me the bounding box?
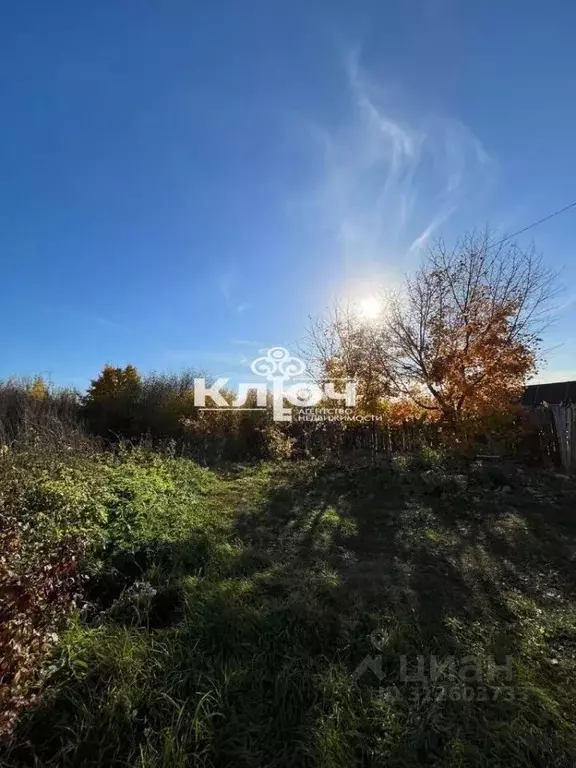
[356,295,382,322]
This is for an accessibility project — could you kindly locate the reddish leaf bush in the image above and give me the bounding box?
[0,514,84,740]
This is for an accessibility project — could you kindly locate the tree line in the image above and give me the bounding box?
[0,229,559,463]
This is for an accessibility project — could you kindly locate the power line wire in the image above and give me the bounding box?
[492,199,576,249]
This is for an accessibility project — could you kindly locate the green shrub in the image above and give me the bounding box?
[0,446,224,739]
[408,445,447,471]
[0,448,219,560]
[261,425,296,460]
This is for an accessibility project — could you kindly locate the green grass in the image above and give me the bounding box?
[4,451,576,766]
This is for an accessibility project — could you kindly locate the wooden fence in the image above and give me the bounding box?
[290,407,576,471]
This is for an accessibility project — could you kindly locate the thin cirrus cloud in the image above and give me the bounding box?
[217,269,249,315]
[218,270,233,303]
[89,315,130,331]
[231,339,264,347]
[164,349,249,367]
[51,309,131,334]
[297,48,497,280]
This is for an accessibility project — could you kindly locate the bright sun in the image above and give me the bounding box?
[356,295,382,322]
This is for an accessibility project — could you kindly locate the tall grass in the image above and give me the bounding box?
[4,454,576,765]
[0,378,90,452]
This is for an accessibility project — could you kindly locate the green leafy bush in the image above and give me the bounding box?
[0,445,223,739]
[1,447,219,560]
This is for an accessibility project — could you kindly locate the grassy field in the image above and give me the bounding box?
[4,450,576,767]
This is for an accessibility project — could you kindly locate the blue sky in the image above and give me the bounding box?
[1,0,575,389]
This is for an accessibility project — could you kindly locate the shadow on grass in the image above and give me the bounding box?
[6,460,576,767]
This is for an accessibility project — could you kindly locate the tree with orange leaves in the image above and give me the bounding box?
[384,230,556,421]
[308,229,557,423]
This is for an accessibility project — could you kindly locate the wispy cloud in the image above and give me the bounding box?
[164,349,248,367]
[297,48,496,278]
[231,339,263,347]
[407,208,455,254]
[218,270,234,303]
[90,315,128,331]
[217,268,250,315]
[558,293,576,314]
[54,309,130,333]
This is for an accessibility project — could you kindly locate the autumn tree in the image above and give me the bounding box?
[28,376,48,401]
[306,301,391,415]
[83,364,142,437]
[308,230,557,423]
[85,364,141,402]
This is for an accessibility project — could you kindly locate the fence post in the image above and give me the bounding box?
[549,404,576,473]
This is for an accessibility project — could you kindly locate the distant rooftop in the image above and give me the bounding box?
[523,380,576,406]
